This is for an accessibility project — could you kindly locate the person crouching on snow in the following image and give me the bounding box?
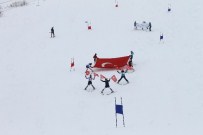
[101,78,114,94]
[84,74,95,90]
[86,63,93,72]
[117,70,129,84]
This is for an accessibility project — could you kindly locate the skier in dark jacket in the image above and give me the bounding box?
[117,70,129,84]
[86,63,93,72]
[168,4,171,12]
[168,7,171,12]
[130,51,134,60]
[134,21,136,27]
[128,59,133,67]
[160,33,164,41]
[93,53,98,63]
[101,78,114,94]
[148,22,152,31]
[51,27,55,38]
[84,74,95,90]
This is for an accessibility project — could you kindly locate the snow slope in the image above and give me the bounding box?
[0,0,203,135]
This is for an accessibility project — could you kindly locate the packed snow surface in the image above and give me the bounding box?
[0,0,203,135]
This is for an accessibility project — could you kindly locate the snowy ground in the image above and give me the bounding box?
[0,0,203,135]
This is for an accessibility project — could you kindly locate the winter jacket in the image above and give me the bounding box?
[130,51,134,60]
[101,79,110,88]
[117,70,127,77]
[85,75,94,85]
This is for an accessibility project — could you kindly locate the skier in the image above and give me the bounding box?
[130,51,134,60]
[115,0,118,7]
[101,78,114,94]
[84,74,95,90]
[86,63,93,72]
[51,27,55,38]
[168,4,171,12]
[128,58,133,67]
[148,22,152,31]
[134,21,137,28]
[93,53,98,63]
[168,7,171,12]
[160,33,164,42]
[117,70,129,84]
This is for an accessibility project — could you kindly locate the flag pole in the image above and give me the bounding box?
[115,97,118,128]
[121,97,125,127]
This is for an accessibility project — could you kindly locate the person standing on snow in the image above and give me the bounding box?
[148,22,152,31]
[160,33,164,42]
[84,74,95,90]
[134,21,137,28]
[130,51,134,60]
[93,53,98,63]
[51,27,55,38]
[128,59,133,67]
[101,78,114,94]
[117,70,129,84]
[168,4,171,12]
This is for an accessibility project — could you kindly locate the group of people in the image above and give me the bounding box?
[133,5,172,42]
[48,3,171,95]
[84,70,114,94]
[84,69,129,94]
[84,51,134,94]
[134,21,152,31]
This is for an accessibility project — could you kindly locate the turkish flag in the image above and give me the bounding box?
[100,74,106,80]
[111,75,117,82]
[93,56,130,68]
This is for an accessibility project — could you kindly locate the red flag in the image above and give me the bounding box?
[94,72,99,77]
[111,75,117,82]
[100,74,106,80]
[85,70,90,76]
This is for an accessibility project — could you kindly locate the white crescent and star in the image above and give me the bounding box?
[101,62,113,67]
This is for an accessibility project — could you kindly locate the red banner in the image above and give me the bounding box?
[93,56,130,68]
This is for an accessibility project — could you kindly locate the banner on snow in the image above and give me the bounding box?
[93,56,130,68]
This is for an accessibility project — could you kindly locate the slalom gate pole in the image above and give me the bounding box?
[121,97,125,127]
[115,97,118,128]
